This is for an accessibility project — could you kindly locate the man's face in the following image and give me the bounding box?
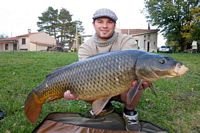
[93,17,116,40]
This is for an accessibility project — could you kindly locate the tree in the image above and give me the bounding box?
[0,34,8,39]
[144,0,200,52]
[68,20,84,49]
[37,7,59,39]
[57,8,72,45]
[37,7,84,48]
[190,7,200,52]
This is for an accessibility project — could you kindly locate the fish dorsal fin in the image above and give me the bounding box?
[91,96,112,115]
[45,61,78,80]
[127,79,143,104]
[45,66,65,80]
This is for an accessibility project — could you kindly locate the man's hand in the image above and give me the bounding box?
[63,90,78,100]
[131,80,151,90]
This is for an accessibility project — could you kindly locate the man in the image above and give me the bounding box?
[64,8,149,131]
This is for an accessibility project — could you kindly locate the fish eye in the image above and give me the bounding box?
[159,59,167,64]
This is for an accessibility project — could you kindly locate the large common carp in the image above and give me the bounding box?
[24,50,188,124]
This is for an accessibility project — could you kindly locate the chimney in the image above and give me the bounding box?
[28,29,31,33]
[148,23,150,30]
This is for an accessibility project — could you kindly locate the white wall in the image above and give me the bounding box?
[132,33,158,52]
[18,37,30,50]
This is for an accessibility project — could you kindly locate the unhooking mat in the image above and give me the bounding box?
[32,112,169,133]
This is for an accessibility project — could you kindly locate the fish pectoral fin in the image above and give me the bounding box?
[127,79,143,104]
[91,96,112,116]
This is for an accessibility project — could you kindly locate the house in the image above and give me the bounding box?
[119,29,159,52]
[0,32,56,52]
[70,28,159,52]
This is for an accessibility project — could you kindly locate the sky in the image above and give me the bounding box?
[0,0,166,46]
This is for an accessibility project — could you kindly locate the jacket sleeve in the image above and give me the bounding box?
[120,35,138,50]
[78,43,93,61]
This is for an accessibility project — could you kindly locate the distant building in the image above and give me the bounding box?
[71,28,159,52]
[192,40,197,53]
[119,29,159,52]
[0,32,56,52]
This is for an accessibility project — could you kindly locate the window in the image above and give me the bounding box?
[5,44,8,50]
[22,38,26,44]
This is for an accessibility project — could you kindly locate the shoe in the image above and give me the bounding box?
[123,111,141,131]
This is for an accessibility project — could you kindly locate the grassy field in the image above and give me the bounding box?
[0,51,199,133]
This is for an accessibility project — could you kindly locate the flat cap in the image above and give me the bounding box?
[93,8,118,22]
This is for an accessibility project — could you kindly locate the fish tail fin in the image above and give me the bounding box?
[24,91,43,124]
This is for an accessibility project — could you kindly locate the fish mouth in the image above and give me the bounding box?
[172,63,189,77]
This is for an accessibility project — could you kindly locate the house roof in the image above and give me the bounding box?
[16,32,39,37]
[120,29,159,36]
[0,37,18,44]
[0,32,40,42]
[0,37,17,41]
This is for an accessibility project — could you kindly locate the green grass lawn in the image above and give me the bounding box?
[0,51,199,132]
